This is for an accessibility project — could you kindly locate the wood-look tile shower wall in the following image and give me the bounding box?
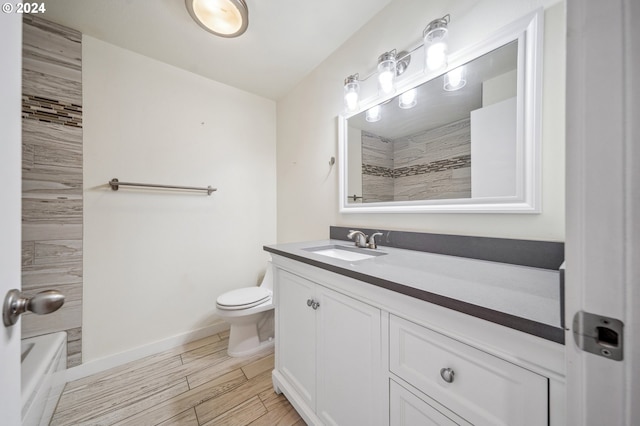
[21,16,83,367]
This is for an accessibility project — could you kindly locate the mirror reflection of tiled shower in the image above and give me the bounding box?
[361,118,471,202]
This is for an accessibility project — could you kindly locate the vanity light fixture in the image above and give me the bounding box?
[423,14,450,71]
[342,14,451,112]
[185,0,249,38]
[344,74,360,112]
[398,88,417,109]
[377,50,398,95]
[365,105,381,122]
[443,66,467,91]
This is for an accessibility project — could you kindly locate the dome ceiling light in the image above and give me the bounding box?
[186,0,249,38]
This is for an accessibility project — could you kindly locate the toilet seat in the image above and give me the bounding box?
[216,287,272,311]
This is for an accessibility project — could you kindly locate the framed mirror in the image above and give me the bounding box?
[338,10,542,213]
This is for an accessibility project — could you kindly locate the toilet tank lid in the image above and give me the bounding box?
[217,286,271,307]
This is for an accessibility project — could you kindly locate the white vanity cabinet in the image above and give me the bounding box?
[269,252,565,426]
[273,267,383,426]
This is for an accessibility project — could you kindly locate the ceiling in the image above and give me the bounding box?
[41,0,393,100]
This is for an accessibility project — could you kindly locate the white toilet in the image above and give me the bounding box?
[216,262,274,357]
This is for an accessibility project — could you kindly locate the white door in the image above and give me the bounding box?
[565,0,639,424]
[0,12,24,426]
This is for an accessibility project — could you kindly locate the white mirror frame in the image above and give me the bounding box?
[338,10,543,214]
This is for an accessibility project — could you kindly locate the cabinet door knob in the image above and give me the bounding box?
[440,367,455,383]
[307,299,313,307]
[312,301,320,310]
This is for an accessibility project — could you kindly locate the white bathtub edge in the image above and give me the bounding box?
[21,332,67,426]
[64,321,229,383]
[21,332,66,406]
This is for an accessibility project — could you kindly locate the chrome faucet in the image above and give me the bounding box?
[348,230,384,249]
[347,230,368,248]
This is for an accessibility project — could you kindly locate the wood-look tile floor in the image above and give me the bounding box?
[51,331,304,426]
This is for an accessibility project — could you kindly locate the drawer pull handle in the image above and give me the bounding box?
[440,367,455,383]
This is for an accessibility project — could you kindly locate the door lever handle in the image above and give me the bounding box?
[3,289,65,327]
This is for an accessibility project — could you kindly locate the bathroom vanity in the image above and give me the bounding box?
[264,229,565,425]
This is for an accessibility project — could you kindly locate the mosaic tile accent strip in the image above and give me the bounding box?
[23,95,83,127]
[362,164,394,178]
[362,154,471,178]
[393,154,471,177]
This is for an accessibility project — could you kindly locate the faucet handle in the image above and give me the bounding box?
[347,230,368,247]
[367,232,384,249]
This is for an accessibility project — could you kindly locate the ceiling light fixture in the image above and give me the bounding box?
[186,0,249,38]
[343,14,452,112]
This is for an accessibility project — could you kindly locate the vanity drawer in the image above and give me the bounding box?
[390,379,471,426]
[389,315,548,426]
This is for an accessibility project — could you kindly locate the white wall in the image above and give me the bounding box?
[277,0,565,242]
[483,69,517,106]
[83,37,276,362]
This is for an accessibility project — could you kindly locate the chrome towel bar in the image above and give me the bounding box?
[109,178,217,195]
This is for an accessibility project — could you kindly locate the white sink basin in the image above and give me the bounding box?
[304,245,386,262]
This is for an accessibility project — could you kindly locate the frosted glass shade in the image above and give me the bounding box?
[186,0,248,37]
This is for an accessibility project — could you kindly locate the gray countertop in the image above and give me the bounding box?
[264,239,564,344]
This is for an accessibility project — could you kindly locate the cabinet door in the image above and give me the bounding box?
[316,286,382,426]
[277,270,317,410]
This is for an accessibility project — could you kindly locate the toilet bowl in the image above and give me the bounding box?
[216,262,274,357]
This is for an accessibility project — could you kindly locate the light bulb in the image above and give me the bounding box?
[378,70,395,94]
[366,105,381,122]
[377,51,397,95]
[343,75,360,112]
[426,42,447,71]
[443,66,466,91]
[345,91,358,111]
[399,88,417,109]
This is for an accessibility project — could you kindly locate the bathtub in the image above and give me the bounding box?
[21,332,67,426]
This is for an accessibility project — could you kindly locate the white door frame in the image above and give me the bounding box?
[565,0,639,424]
[0,12,24,426]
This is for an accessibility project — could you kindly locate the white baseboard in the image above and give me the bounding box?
[65,321,229,383]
